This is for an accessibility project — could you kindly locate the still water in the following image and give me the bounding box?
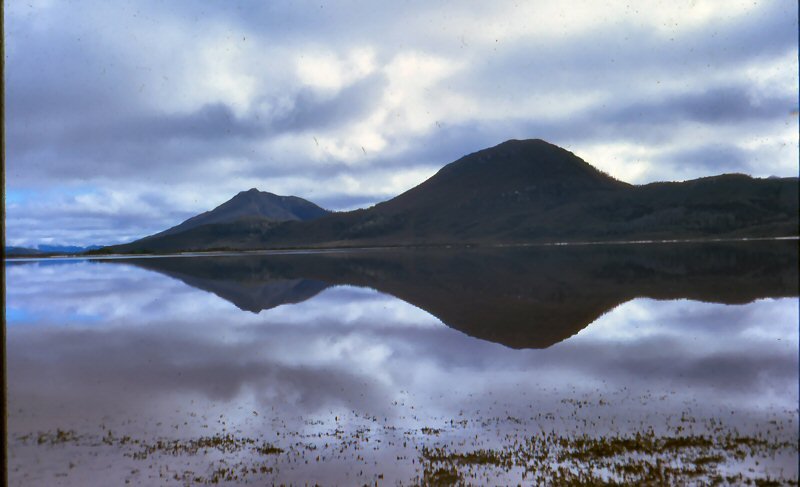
[5,241,799,485]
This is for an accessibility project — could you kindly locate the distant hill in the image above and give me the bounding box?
[37,244,103,253]
[5,246,43,256]
[5,244,103,257]
[153,188,330,237]
[117,188,331,249]
[100,139,799,254]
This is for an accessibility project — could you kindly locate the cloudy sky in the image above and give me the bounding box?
[5,0,798,247]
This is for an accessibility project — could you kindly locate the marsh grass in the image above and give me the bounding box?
[13,412,798,485]
[420,429,798,485]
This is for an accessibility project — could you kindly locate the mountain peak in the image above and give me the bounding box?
[495,138,549,147]
[237,187,270,198]
[454,138,628,187]
[379,138,628,214]
[478,138,575,161]
[147,189,330,239]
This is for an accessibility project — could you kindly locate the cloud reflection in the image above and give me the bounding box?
[6,247,798,435]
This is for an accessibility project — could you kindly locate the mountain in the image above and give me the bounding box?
[154,188,330,237]
[5,244,103,257]
[102,240,798,349]
[120,188,331,248]
[37,244,103,253]
[5,246,43,256]
[378,138,629,213]
[100,139,799,253]
[121,258,329,313]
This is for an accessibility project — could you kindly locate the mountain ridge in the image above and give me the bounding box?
[98,138,799,254]
[5,244,104,257]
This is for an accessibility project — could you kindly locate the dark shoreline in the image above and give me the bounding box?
[5,234,798,262]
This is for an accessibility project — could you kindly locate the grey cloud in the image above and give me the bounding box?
[6,216,175,246]
[8,74,390,183]
[127,0,460,49]
[419,89,793,169]
[514,84,796,146]
[6,26,136,122]
[375,83,795,167]
[55,74,386,148]
[124,103,266,141]
[605,86,793,126]
[5,192,199,246]
[456,0,796,97]
[655,145,752,173]
[271,73,388,132]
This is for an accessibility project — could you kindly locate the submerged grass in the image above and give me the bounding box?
[13,412,798,485]
[420,429,798,486]
[129,434,283,460]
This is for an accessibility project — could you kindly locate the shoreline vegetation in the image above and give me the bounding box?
[6,235,799,261]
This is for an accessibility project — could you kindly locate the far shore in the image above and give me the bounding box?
[5,235,798,262]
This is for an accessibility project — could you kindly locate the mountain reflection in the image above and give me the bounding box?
[107,240,798,349]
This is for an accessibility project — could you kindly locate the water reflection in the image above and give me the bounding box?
[111,240,797,348]
[5,241,799,485]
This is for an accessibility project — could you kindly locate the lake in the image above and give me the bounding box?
[5,241,799,485]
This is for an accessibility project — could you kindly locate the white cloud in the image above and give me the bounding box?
[296,47,377,91]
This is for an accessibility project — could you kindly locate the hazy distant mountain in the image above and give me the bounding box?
[5,246,43,256]
[101,139,798,253]
[5,244,102,256]
[37,244,103,253]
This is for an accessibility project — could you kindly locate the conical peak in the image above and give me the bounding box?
[440,138,589,177]
[234,188,279,201]
[480,138,566,160]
